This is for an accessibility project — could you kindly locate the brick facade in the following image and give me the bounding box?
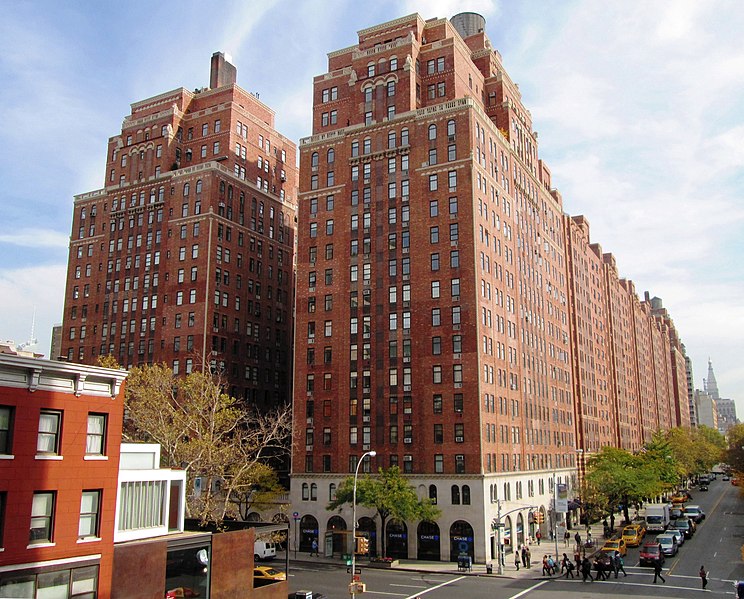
[60,54,297,412]
[290,12,691,563]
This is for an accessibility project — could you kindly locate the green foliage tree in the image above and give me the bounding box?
[327,466,440,558]
[586,447,662,526]
[724,423,744,474]
[125,363,291,525]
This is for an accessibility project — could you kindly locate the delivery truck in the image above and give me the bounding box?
[645,504,670,532]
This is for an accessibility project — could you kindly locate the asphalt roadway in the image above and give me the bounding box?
[284,477,744,598]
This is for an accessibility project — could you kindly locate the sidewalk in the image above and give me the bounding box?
[287,517,615,582]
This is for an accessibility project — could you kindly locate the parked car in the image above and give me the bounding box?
[684,505,706,523]
[622,524,645,547]
[732,478,740,486]
[722,474,730,481]
[656,533,679,556]
[669,517,694,539]
[699,483,709,491]
[670,506,684,520]
[639,542,665,566]
[601,538,627,557]
[668,527,685,546]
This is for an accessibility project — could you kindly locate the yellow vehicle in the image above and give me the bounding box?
[621,524,645,547]
[600,538,627,556]
[253,566,286,582]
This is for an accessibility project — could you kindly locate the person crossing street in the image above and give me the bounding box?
[653,560,666,584]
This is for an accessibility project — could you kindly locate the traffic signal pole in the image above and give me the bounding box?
[492,502,537,575]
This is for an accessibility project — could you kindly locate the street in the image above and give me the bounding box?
[285,477,744,598]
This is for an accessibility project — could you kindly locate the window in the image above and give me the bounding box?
[78,490,101,539]
[455,454,465,474]
[451,485,460,505]
[434,423,443,444]
[428,174,438,191]
[86,414,106,455]
[37,410,62,455]
[30,492,55,544]
[0,407,13,455]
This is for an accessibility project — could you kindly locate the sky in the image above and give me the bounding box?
[0,0,742,418]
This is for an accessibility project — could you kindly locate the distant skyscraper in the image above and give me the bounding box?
[694,389,718,429]
[705,359,720,400]
[60,53,298,411]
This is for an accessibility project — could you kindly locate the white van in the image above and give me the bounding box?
[254,539,277,561]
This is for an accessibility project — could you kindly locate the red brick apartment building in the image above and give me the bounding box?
[0,344,127,596]
[290,12,692,563]
[60,53,297,412]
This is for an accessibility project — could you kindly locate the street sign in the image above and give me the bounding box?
[293,511,300,519]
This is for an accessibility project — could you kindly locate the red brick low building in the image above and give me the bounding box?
[0,344,127,596]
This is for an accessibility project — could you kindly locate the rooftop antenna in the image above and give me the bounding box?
[17,307,38,351]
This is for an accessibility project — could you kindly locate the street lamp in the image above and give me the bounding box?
[350,449,376,598]
[492,501,537,575]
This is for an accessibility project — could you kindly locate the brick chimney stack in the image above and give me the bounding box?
[210,51,237,89]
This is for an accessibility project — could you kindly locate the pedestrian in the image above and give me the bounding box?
[560,553,570,574]
[736,579,744,599]
[653,560,666,584]
[700,565,708,589]
[536,530,542,545]
[574,550,581,573]
[525,547,531,568]
[581,557,593,583]
[547,555,555,575]
[615,551,627,577]
[574,531,581,550]
[564,530,570,546]
[563,554,575,579]
[542,555,550,576]
[521,545,527,567]
[514,550,521,571]
[310,538,318,557]
[586,530,592,546]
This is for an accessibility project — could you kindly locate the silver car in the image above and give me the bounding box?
[667,527,685,546]
[656,533,679,556]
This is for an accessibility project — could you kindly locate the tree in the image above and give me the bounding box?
[327,466,440,558]
[125,363,291,525]
[585,447,662,526]
[724,423,744,474]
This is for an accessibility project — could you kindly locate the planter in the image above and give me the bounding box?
[369,560,399,568]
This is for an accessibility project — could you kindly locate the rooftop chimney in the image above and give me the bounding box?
[210,52,237,89]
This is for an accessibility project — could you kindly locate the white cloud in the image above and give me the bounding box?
[0,264,67,359]
[0,228,69,249]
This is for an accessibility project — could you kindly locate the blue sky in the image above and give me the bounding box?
[1,0,742,418]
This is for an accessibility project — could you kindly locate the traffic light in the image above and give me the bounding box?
[356,535,369,554]
[535,512,544,524]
